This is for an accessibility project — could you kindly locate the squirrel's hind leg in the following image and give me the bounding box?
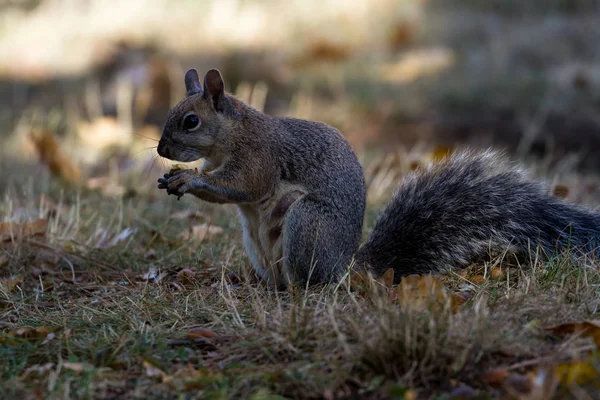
[282,196,362,286]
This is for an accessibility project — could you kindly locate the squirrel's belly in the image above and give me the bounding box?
[237,183,306,286]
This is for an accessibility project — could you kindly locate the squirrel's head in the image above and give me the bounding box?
[157,68,240,162]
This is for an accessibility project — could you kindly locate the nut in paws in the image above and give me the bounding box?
[157,169,200,200]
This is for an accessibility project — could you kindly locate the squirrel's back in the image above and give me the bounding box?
[356,150,600,279]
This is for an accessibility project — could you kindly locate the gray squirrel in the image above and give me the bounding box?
[157,68,600,288]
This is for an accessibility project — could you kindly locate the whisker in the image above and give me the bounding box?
[132,146,158,157]
[136,133,160,142]
[143,154,160,182]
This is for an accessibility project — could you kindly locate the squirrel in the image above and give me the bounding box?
[157,68,600,288]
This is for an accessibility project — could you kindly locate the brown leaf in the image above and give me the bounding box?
[179,224,224,242]
[469,275,486,284]
[186,328,218,340]
[430,146,452,162]
[0,276,23,293]
[305,39,351,63]
[379,268,394,290]
[0,254,8,267]
[62,362,93,373]
[390,274,454,313]
[491,267,505,279]
[483,367,510,385]
[552,185,569,199]
[30,130,81,183]
[450,292,472,313]
[544,320,600,347]
[0,219,48,242]
[171,210,207,222]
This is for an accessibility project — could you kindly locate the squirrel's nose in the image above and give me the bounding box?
[157,140,170,158]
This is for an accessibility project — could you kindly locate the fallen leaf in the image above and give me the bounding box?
[544,320,600,347]
[62,362,93,373]
[0,254,8,267]
[0,219,48,242]
[555,360,598,385]
[483,367,510,385]
[179,224,224,242]
[450,292,471,313]
[143,359,166,378]
[186,328,218,339]
[469,275,486,284]
[379,268,394,289]
[430,146,452,163]
[390,274,455,313]
[552,185,569,199]
[0,276,23,293]
[491,267,505,279]
[171,210,207,222]
[30,130,81,183]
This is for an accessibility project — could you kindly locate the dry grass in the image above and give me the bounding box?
[1,146,600,399]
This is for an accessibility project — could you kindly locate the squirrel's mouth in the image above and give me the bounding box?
[157,141,204,163]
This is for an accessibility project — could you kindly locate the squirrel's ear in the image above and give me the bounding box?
[184,69,203,96]
[203,69,226,112]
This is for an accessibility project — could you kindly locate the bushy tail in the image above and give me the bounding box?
[355,150,600,279]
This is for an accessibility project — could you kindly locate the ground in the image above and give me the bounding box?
[1,148,600,399]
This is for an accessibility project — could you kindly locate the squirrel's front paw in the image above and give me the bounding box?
[157,169,200,200]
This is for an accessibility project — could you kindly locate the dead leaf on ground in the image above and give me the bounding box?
[430,146,452,163]
[469,274,486,284]
[171,210,207,222]
[483,367,510,385]
[552,185,570,199]
[378,268,394,289]
[179,224,224,242]
[544,320,600,347]
[555,359,598,386]
[0,276,23,293]
[0,218,48,242]
[11,326,54,341]
[186,328,218,340]
[143,359,166,378]
[30,131,81,183]
[491,267,505,279]
[389,274,458,313]
[62,362,94,373]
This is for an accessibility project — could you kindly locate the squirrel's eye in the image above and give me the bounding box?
[182,113,201,131]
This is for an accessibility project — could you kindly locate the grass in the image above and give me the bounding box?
[1,150,600,399]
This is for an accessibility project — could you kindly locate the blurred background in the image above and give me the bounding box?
[1,0,600,203]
